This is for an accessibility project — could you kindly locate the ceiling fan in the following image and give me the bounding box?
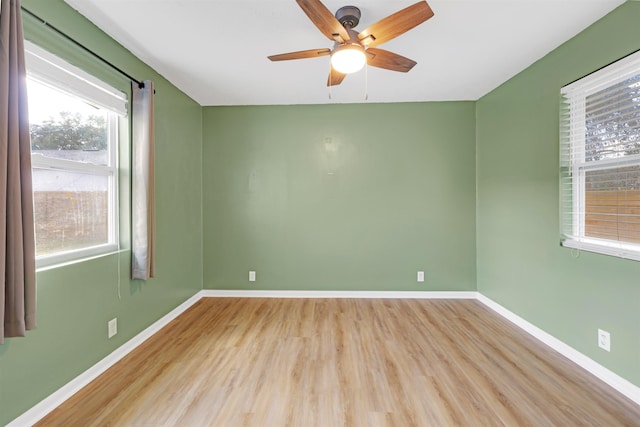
[268,0,434,86]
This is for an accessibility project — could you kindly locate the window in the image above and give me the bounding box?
[25,42,127,267]
[560,50,640,260]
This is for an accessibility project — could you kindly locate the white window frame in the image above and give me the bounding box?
[560,49,640,260]
[25,41,126,268]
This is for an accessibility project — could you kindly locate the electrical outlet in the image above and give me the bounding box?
[249,270,256,282]
[108,318,117,339]
[598,329,610,352]
[417,271,425,282]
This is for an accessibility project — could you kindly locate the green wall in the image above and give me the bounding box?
[476,1,640,387]
[0,1,203,425]
[203,103,477,292]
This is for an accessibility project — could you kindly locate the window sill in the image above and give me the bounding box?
[36,244,125,271]
[561,237,640,262]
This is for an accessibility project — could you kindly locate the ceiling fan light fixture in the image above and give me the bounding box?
[331,44,366,74]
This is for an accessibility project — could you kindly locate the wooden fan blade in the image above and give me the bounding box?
[297,0,350,43]
[327,68,347,86]
[268,49,331,61]
[366,48,417,72]
[358,1,434,48]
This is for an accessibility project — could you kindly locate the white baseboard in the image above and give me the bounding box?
[6,292,203,427]
[477,293,640,406]
[9,289,639,425]
[201,289,479,299]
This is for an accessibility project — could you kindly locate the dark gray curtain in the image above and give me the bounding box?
[0,0,36,344]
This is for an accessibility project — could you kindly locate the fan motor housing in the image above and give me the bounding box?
[335,6,361,28]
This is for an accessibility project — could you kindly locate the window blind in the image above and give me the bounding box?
[560,50,640,260]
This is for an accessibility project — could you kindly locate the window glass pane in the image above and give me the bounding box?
[585,165,640,243]
[25,43,122,266]
[28,78,110,166]
[585,75,640,162]
[33,169,110,256]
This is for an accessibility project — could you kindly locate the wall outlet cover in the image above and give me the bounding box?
[249,271,256,282]
[108,318,117,339]
[598,329,610,352]
[417,271,425,282]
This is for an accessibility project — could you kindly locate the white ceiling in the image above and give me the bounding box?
[64,0,625,106]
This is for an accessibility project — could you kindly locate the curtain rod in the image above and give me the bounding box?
[20,6,145,89]
[562,46,640,88]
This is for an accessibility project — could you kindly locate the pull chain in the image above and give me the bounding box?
[364,62,368,101]
[328,62,333,99]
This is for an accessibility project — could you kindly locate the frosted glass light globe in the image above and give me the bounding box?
[331,44,366,74]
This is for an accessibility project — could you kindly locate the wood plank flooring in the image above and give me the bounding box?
[37,298,640,426]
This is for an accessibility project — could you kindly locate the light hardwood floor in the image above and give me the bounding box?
[37,298,640,426]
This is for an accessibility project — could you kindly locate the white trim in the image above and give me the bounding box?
[200,289,478,299]
[8,290,639,425]
[28,64,122,269]
[562,49,640,96]
[36,243,120,270]
[24,40,127,116]
[6,292,202,427]
[477,294,640,406]
[559,51,640,263]
[561,238,640,262]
